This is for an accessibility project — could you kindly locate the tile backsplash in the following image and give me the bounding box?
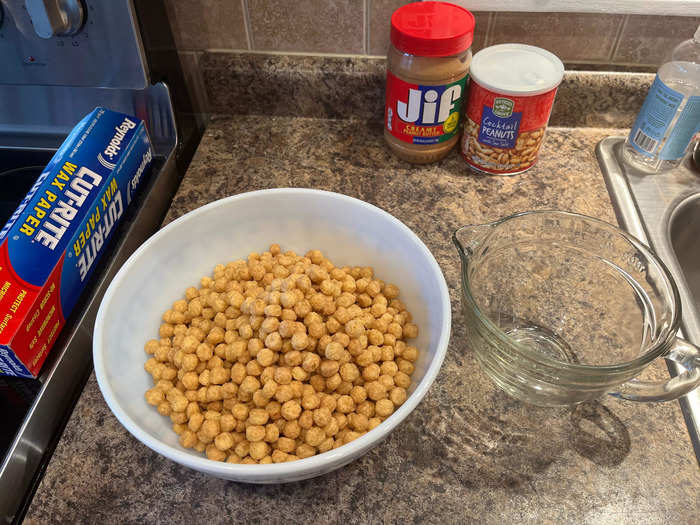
[157,0,699,116]
[488,12,624,63]
[247,0,365,53]
[162,0,699,64]
[167,0,249,50]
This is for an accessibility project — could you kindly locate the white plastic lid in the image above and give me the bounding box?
[470,44,565,96]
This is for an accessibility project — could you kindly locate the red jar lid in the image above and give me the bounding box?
[390,1,475,57]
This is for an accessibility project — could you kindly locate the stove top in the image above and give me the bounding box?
[0,149,54,225]
[0,148,55,462]
[0,144,180,524]
[0,377,40,461]
[0,0,205,519]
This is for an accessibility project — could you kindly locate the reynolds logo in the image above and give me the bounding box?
[102,118,137,161]
[127,148,152,204]
[97,153,116,170]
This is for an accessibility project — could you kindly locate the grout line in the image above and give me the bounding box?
[241,0,253,51]
[195,49,659,70]
[484,11,495,48]
[204,48,384,58]
[568,62,656,68]
[609,14,629,63]
[364,0,370,56]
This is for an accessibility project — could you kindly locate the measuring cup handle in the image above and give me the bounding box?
[611,337,700,402]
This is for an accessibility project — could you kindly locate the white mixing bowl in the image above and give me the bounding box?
[93,188,451,483]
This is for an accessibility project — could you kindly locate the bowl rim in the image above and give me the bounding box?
[93,187,452,480]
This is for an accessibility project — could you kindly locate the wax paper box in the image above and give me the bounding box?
[0,107,152,377]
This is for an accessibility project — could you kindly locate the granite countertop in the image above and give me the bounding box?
[23,112,700,524]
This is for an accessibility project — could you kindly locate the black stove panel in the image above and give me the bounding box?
[0,150,56,226]
[0,148,56,460]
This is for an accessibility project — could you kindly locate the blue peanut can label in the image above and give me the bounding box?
[0,107,152,377]
[477,98,522,149]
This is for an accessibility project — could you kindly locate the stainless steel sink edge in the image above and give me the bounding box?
[597,137,700,463]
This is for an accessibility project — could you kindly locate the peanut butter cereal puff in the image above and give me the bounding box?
[143,244,421,463]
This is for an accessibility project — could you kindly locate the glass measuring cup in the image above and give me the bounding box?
[453,210,700,406]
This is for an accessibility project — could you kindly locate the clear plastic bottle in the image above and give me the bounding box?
[622,26,700,173]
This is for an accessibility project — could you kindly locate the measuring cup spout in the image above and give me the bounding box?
[452,223,495,262]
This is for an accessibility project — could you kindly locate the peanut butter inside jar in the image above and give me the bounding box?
[384,2,475,164]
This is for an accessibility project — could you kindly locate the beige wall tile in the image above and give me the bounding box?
[369,2,487,56]
[248,0,364,54]
[614,15,700,66]
[368,0,411,56]
[166,0,248,51]
[471,12,491,53]
[489,12,623,62]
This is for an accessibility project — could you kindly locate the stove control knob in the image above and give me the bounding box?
[25,0,84,39]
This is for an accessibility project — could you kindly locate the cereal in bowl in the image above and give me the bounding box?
[142,245,420,464]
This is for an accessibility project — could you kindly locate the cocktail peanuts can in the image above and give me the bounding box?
[461,44,564,175]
